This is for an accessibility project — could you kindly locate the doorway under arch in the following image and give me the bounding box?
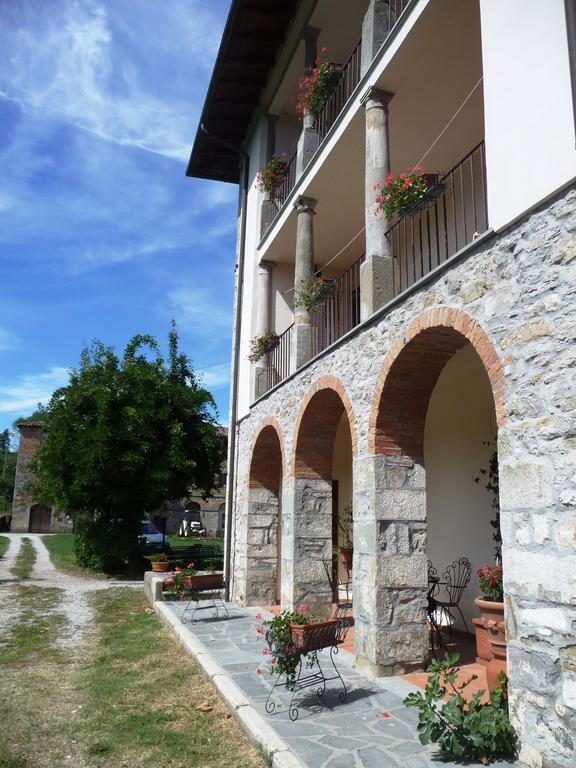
[366,316,505,673]
[246,423,284,605]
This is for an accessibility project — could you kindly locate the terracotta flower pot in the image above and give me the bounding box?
[339,548,353,569]
[151,561,170,572]
[290,619,339,653]
[474,598,505,642]
[486,632,507,691]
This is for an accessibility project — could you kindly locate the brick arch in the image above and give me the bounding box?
[292,375,357,480]
[368,308,506,456]
[248,417,285,492]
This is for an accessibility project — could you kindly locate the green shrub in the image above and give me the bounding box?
[404,653,517,762]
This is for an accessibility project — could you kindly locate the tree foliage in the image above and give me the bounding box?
[32,325,225,571]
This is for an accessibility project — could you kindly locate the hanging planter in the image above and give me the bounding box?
[295,48,342,117]
[248,332,280,363]
[294,277,336,311]
[374,167,445,221]
[256,154,289,200]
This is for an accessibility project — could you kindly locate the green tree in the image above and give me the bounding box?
[32,325,225,571]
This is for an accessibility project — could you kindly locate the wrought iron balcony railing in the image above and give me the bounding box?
[386,142,487,294]
[264,323,293,393]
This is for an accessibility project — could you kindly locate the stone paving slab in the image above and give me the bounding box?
[156,599,519,768]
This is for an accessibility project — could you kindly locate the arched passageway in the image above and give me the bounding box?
[358,316,505,676]
[246,423,284,605]
[292,381,356,611]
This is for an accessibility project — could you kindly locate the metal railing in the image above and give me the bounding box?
[314,40,362,144]
[311,254,364,358]
[265,323,293,392]
[386,142,487,295]
[274,151,298,210]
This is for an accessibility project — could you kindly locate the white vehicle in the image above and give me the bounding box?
[138,521,170,553]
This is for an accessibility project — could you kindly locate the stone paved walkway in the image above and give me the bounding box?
[159,600,518,768]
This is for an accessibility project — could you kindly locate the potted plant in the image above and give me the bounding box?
[248,332,280,363]
[295,48,342,118]
[475,564,506,689]
[336,502,353,569]
[294,276,336,311]
[374,166,445,220]
[149,552,171,572]
[256,154,289,200]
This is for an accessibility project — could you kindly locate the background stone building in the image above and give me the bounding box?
[10,422,73,533]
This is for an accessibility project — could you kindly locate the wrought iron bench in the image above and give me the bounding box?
[180,573,229,624]
[264,614,351,721]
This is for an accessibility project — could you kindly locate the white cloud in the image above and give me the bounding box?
[0,329,19,352]
[0,0,223,161]
[0,366,70,416]
[197,362,230,389]
[166,284,232,339]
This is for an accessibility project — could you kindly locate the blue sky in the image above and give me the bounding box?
[0,0,235,437]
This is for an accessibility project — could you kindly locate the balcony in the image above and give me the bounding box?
[264,0,414,238]
[258,141,487,398]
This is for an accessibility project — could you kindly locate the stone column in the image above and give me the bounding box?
[296,28,320,177]
[361,0,398,75]
[254,260,274,399]
[281,476,333,614]
[360,88,394,322]
[291,196,316,370]
[353,454,428,677]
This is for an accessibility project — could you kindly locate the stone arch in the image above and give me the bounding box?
[290,377,356,609]
[369,308,506,455]
[245,418,285,605]
[355,308,507,676]
[292,375,358,479]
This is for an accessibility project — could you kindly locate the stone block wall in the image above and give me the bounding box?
[230,185,576,767]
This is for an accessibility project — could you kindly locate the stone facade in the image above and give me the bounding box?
[231,185,576,768]
[10,423,73,533]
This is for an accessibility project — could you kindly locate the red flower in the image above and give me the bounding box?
[382,712,391,718]
[256,626,265,635]
[320,46,328,54]
[256,668,262,675]
[187,563,195,569]
[255,613,262,620]
[262,648,269,656]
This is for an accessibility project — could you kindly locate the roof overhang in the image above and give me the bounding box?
[186,0,300,184]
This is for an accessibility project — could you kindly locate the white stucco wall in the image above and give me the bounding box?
[480,0,576,230]
[424,345,497,631]
[237,118,268,418]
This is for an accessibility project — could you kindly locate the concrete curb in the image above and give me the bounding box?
[154,602,306,768]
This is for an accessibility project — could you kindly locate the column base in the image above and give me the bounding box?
[360,254,394,322]
[291,322,312,370]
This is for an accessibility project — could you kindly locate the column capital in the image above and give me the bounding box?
[293,195,317,215]
[360,87,393,109]
[258,259,274,273]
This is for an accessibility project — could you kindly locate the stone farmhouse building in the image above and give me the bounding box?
[187,2,576,766]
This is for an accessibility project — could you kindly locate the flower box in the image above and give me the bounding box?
[183,573,224,591]
[398,174,445,219]
[151,561,171,573]
[289,619,339,653]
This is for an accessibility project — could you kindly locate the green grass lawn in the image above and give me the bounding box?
[0,535,9,560]
[0,587,265,768]
[41,533,77,573]
[10,538,36,579]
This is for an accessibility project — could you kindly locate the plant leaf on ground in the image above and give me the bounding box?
[10,538,36,579]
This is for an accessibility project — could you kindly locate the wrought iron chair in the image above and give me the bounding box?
[434,557,472,638]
